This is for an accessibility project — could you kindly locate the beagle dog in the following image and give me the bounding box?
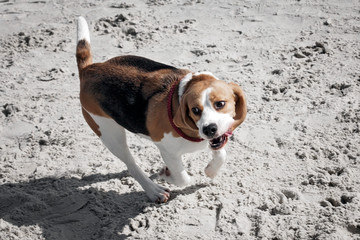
[76,17,246,202]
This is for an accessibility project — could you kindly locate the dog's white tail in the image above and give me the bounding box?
[77,16,90,43]
[76,16,92,72]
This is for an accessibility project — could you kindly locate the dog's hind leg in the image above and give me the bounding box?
[87,112,170,202]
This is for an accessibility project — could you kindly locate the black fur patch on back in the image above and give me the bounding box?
[96,78,149,135]
[108,55,177,72]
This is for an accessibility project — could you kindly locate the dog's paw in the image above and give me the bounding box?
[145,182,170,203]
[204,164,220,179]
[159,166,192,187]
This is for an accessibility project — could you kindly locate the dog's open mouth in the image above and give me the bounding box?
[209,131,232,150]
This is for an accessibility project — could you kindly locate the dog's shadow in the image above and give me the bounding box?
[0,172,206,240]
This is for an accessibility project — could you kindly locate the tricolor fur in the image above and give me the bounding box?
[76,16,247,202]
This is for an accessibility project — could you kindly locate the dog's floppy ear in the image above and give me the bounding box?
[229,82,247,130]
[173,93,197,131]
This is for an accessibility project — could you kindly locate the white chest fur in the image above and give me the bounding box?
[155,132,208,156]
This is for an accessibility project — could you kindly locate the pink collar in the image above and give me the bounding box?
[167,80,204,142]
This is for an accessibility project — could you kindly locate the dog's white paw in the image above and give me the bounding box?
[204,164,220,179]
[159,166,192,187]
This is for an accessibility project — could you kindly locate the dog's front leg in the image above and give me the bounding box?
[205,148,226,179]
[158,150,192,187]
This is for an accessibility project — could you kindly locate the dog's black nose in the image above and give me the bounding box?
[203,123,217,138]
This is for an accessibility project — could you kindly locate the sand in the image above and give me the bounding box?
[0,0,359,239]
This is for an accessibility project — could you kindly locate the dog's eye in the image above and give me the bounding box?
[191,107,201,115]
[214,101,226,110]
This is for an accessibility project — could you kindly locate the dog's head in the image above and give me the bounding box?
[174,72,246,150]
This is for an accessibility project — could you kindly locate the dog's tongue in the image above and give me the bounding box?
[224,131,232,137]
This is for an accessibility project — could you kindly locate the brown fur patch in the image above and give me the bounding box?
[146,72,196,142]
[79,91,109,117]
[82,108,101,136]
[229,82,247,130]
[76,40,92,71]
[146,93,175,141]
[80,91,110,137]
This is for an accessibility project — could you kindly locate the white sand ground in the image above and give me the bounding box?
[0,0,359,239]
